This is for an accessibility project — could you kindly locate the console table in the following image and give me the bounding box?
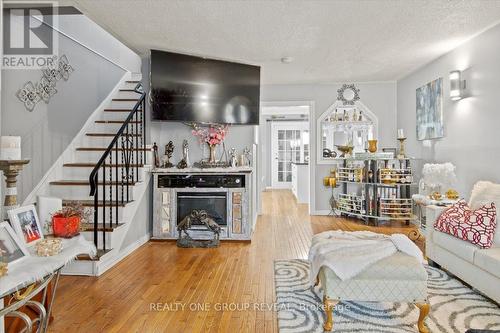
[0,236,96,332]
[152,167,254,241]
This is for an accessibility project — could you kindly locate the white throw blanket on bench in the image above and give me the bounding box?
[308,230,425,284]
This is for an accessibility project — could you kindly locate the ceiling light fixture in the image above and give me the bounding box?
[281,57,293,64]
[449,70,466,101]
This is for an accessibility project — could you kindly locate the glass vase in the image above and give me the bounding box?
[208,144,217,163]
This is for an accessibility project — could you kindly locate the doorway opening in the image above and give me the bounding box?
[258,103,311,210]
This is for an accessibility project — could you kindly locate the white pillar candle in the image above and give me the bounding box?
[0,136,21,160]
[397,129,405,139]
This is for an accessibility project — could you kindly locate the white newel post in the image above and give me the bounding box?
[1,298,4,333]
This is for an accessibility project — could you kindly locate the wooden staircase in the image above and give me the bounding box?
[40,74,152,276]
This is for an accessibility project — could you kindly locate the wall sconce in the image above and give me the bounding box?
[449,70,466,101]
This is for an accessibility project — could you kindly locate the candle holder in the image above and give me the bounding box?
[0,159,30,219]
[397,137,407,159]
[367,140,378,153]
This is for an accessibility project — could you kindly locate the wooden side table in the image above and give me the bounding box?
[0,160,29,219]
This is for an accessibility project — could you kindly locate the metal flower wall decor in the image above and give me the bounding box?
[337,83,360,105]
[16,55,74,111]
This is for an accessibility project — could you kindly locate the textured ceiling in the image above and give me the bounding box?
[70,0,500,84]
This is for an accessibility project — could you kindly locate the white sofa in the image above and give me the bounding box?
[426,181,500,304]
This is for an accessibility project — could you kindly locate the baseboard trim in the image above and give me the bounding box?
[96,233,151,276]
[312,209,331,216]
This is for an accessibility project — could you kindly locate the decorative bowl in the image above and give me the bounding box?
[446,189,459,200]
[336,145,354,158]
[430,192,442,201]
[36,238,63,257]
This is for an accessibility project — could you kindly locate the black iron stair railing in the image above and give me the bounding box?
[89,82,146,251]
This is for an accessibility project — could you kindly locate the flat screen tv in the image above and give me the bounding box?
[150,50,260,125]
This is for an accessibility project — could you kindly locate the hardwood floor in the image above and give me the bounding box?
[49,190,423,333]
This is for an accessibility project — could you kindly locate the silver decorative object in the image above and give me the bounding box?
[176,140,190,169]
[36,77,57,104]
[58,55,74,81]
[42,56,62,83]
[16,54,74,111]
[229,148,237,167]
[243,147,252,166]
[16,82,41,112]
[182,139,190,167]
[337,83,360,105]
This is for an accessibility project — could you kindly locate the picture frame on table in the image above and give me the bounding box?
[8,204,44,247]
[0,221,30,265]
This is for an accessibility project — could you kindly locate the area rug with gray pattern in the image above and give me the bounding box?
[274,259,500,333]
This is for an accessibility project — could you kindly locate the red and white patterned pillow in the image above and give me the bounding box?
[434,199,497,248]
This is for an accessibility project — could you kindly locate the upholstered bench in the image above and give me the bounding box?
[315,252,430,332]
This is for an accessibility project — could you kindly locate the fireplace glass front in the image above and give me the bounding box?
[177,192,227,227]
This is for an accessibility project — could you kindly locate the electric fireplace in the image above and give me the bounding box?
[177,192,227,228]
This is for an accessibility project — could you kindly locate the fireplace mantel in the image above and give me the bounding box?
[152,166,253,174]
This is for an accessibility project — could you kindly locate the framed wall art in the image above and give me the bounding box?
[416,78,444,140]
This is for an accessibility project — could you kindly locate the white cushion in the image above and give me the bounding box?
[474,247,500,279]
[469,181,500,245]
[433,230,477,263]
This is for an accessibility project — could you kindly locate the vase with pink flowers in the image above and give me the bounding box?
[191,124,229,163]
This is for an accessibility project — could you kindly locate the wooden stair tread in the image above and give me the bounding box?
[76,147,149,152]
[112,98,139,101]
[51,180,137,186]
[86,133,142,137]
[63,200,132,207]
[81,223,124,232]
[64,163,144,168]
[126,80,140,83]
[119,89,136,92]
[77,249,112,261]
[95,120,141,124]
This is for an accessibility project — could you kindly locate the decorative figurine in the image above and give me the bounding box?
[243,147,252,166]
[176,140,189,169]
[229,148,238,167]
[162,141,174,168]
[183,139,190,166]
[152,142,160,168]
[177,209,221,248]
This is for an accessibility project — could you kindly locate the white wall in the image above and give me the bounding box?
[54,15,141,72]
[261,82,397,213]
[397,23,500,197]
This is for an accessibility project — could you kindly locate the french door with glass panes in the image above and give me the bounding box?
[271,122,309,189]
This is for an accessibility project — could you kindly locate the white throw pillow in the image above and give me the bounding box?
[469,181,500,246]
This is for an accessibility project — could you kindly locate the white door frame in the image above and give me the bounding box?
[270,121,309,189]
[258,100,315,215]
